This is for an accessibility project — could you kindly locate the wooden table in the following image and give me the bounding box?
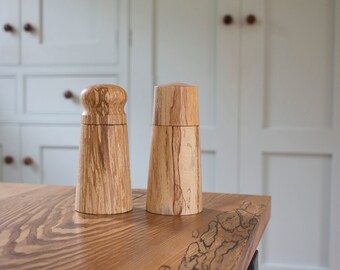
[0,183,271,270]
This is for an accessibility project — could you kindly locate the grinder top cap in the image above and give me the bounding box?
[152,83,199,126]
[80,84,127,125]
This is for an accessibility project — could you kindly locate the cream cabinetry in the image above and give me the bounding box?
[0,125,20,182]
[0,0,129,184]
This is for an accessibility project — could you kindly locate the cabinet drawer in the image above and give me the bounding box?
[0,76,16,115]
[21,125,80,185]
[24,75,118,114]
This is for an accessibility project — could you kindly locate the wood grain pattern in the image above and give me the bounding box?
[147,83,202,216]
[76,84,132,214]
[147,126,202,215]
[76,124,132,214]
[81,84,127,125]
[152,83,199,126]
[0,184,271,270]
[0,183,43,200]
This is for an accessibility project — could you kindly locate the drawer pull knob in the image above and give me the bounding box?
[223,15,233,25]
[246,14,257,25]
[3,24,14,32]
[23,23,34,32]
[4,156,14,164]
[64,90,74,99]
[23,157,33,166]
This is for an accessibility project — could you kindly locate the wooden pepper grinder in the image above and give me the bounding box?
[146,83,203,215]
[75,84,132,215]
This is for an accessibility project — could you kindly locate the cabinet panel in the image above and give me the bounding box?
[263,154,330,267]
[21,0,125,64]
[21,126,80,185]
[0,0,19,64]
[264,0,334,129]
[155,0,240,192]
[240,0,340,269]
[0,126,20,182]
[0,76,16,115]
[24,75,118,114]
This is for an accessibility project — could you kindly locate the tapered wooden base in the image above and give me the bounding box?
[76,124,132,214]
[146,125,202,215]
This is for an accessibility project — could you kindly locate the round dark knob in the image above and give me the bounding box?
[4,156,14,164]
[223,15,233,25]
[23,157,33,166]
[64,90,74,99]
[23,23,34,32]
[3,24,14,32]
[246,14,257,25]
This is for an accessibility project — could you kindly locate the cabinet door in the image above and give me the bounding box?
[153,0,240,192]
[0,126,20,182]
[21,0,127,65]
[240,0,340,269]
[21,126,80,185]
[0,0,19,64]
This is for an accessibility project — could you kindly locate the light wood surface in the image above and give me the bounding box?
[152,83,199,126]
[0,183,271,270]
[147,83,202,215]
[76,124,132,214]
[147,126,202,215]
[76,84,132,214]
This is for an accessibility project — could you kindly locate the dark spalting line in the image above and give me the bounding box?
[175,201,265,270]
[172,126,185,215]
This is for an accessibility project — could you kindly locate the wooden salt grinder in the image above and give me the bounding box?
[146,83,203,215]
[75,84,132,215]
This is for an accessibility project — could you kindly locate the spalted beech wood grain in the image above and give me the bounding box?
[152,83,199,126]
[76,124,132,214]
[0,184,270,270]
[147,83,202,215]
[147,125,202,215]
[76,84,132,214]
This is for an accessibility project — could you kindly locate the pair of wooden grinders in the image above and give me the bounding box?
[75,83,202,216]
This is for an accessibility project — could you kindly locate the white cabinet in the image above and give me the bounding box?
[239,1,340,269]
[21,126,80,185]
[0,0,125,65]
[0,0,129,185]
[0,76,17,115]
[0,126,80,185]
[21,0,122,64]
[0,126,20,182]
[0,0,20,64]
[24,75,117,114]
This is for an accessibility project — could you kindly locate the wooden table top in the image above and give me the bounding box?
[0,183,271,270]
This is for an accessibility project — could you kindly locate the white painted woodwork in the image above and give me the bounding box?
[0,0,19,64]
[0,126,20,182]
[21,126,80,185]
[262,154,331,267]
[0,76,17,114]
[24,75,117,114]
[0,0,129,187]
[154,0,240,193]
[239,0,340,269]
[129,0,153,188]
[21,0,124,64]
